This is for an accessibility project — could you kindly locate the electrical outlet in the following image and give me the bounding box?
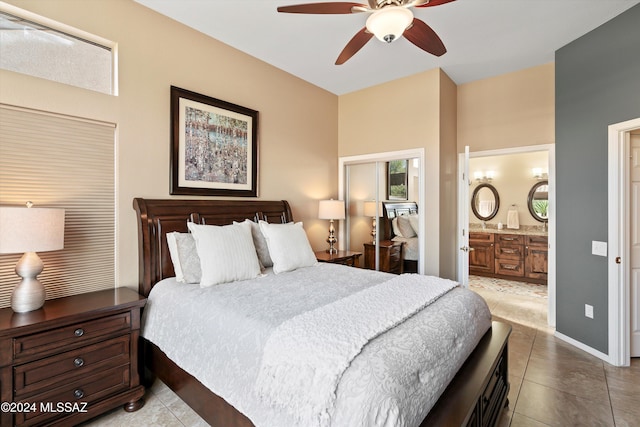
[585,304,594,319]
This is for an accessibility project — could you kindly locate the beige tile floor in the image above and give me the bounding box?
[84,279,639,427]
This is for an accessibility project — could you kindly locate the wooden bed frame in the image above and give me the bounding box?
[382,201,419,273]
[133,197,511,427]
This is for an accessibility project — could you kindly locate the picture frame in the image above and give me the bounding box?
[170,86,258,197]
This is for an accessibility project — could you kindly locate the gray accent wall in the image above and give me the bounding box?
[556,4,640,353]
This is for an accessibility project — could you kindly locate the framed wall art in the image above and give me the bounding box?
[170,86,258,197]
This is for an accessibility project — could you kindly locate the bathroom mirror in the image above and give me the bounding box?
[527,180,549,222]
[471,183,500,221]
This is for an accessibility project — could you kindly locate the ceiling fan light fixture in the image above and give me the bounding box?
[366,6,413,43]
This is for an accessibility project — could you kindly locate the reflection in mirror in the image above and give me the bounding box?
[471,183,500,221]
[387,160,408,200]
[344,156,420,273]
[527,180,548,222]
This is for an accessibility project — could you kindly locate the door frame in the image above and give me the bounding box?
[463,144,556,327]
[608,117,640,367]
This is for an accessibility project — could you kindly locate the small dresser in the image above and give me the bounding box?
[315,250,362,267]
[363,240,404,274]
[0,288,146,426]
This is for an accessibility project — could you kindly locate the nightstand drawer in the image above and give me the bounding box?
[15,364,130,426]
[14,312,131,361]
[14,335,130,397]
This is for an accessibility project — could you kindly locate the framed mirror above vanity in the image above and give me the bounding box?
[527,180,548,222]
[471,183,500,221]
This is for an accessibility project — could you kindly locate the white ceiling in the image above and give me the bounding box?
[134,0,639,95]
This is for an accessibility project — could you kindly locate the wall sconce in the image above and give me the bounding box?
[474,171,495,183]
[532,168,548,180]
[0,202,65,313]
[318,199,345,254]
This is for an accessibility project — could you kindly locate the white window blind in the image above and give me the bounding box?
[0,104,115,307]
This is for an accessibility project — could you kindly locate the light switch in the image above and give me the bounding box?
[592,241,607,257]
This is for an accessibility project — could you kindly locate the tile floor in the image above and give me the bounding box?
[84,277,639,427]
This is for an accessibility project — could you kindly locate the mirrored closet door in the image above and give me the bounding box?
[342,154,421,274]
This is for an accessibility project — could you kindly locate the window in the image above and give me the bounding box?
[0,4,117,95]
[0,105,116,306]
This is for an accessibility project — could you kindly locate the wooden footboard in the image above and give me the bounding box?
[421,321,511,427]
[143,321,510,427]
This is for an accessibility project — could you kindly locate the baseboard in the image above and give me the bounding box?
[554,331,612,364]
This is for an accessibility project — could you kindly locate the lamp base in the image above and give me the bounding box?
[326,219,338,254]
[11,252,46,313]
[11,278,46,313]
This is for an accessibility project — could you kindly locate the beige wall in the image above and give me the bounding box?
[338,69,458,278]
[457,62,555,152]
[0,0,338,293]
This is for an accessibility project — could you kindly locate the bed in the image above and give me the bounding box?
[382,201,419,273]
[133,198,511,427]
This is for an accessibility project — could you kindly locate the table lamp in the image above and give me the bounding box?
[318,199,345,254]
[364,201,379,244]
[0,203,65,313]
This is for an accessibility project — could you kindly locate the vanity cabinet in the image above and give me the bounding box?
[469,233,494,274]
[525,235,548,281]
[494,234,525,278]
[469,231,547,285]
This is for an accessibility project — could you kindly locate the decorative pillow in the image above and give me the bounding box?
[397,215,417,238]
[408,213,419,235]
[258,221,317,274]
[166,232,202,283]
[187,221,261,287]
[234,219,273,268]
[392,217,403,237]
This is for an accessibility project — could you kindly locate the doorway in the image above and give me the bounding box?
[607,117,640,366]
[460,144,556,327]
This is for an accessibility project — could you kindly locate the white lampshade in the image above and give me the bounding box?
[363,201,379,218]
[0,205,65,313]
[0,207,65,254]
[366,6,413,43]
[318,200,345,220]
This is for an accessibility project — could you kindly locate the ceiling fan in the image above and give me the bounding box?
[277,0,456,65]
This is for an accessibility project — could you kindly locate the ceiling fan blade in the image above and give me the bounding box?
[277,2,368,14]
[414,0,456,8]
[335,28,374,65]
[403,18,446,56]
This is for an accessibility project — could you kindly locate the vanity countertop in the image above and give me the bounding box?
[469,223,548,237]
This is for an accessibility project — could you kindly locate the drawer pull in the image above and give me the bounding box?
[501,237,517,241]
[502,264,519,270]
[502,249,518,254]
[73,389,84,399]
[73,357,84,367]
[74,328,84,337]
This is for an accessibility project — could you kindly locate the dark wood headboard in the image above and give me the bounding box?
[133,198,293,297]
[381,201,418,240]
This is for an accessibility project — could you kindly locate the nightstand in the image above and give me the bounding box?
[0,288,146,426]
[315,250,362,267]
[363,240,404,274]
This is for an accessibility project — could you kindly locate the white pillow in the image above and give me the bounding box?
[397,215,417,238]
[392,217,403,237]
[187,221,261,287]
[166,232,202,283]
[408,213,419,235]
[258,221,317,274]
[234,219,273,268]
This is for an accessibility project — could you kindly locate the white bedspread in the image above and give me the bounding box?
[141,264,491,427]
